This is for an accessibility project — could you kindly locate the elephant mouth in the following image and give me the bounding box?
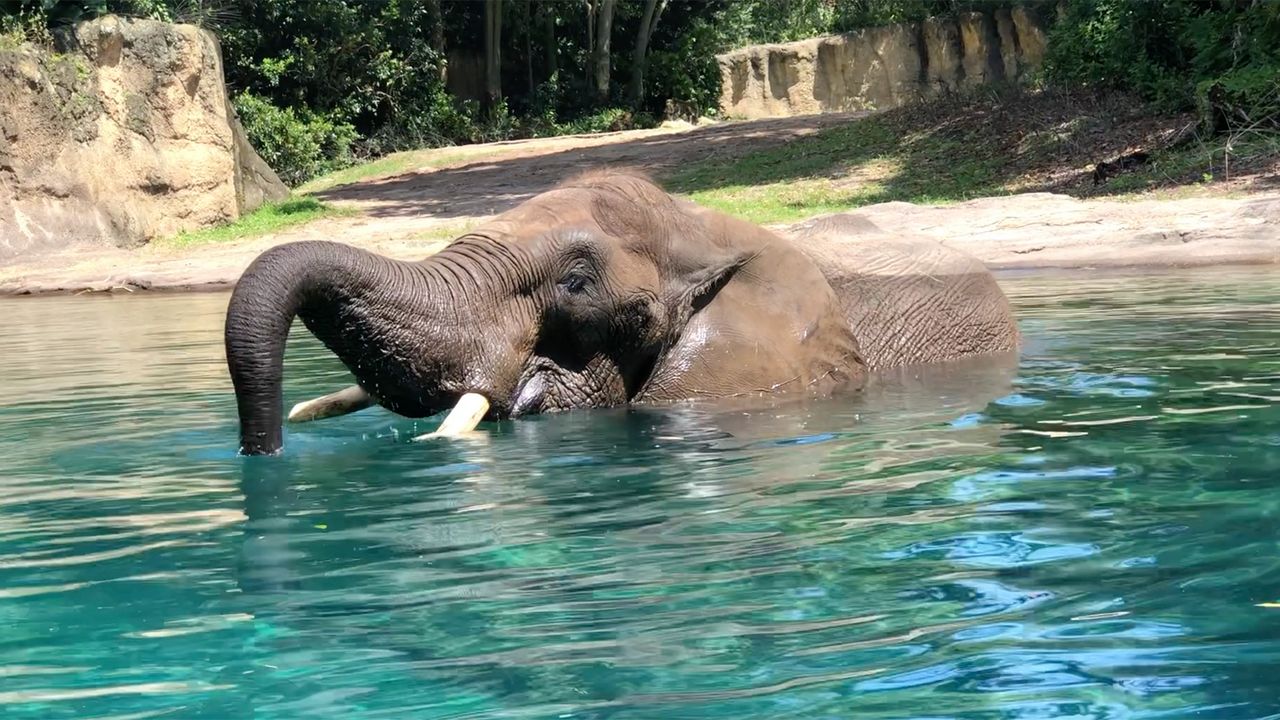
[505,356,625,417]
[510,373,547,416]
[506,361,552,417]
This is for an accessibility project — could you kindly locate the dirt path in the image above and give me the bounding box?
[0,113,1276,295]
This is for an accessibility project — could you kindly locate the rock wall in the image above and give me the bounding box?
[0,16,288,261]
[717,6,1048,119]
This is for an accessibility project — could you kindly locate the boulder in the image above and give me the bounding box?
[860,24,926,109]
[0,15,287,261]
[718,40,824,119]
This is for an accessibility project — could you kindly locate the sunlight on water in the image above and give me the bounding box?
[1,267,1279,719]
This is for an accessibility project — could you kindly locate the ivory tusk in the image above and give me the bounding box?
[413,393,490,440]
[287,385,375,423]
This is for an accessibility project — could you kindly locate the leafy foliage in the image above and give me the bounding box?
[1,0,170,27]
[1043,0,1280,129]
[233,92,357,186]
[8,0,1277,186]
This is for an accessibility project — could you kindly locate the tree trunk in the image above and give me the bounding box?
[591,0,616,103]
[586,0,595,65]
[484,0,503,111]
[542,0,557,81]
[525,0,535,94]
[424,0,445,81]
[626,0,665,107]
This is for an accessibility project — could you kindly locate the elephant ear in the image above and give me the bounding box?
[665,245,757,318]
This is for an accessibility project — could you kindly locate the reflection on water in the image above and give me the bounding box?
[0,268,1278,719]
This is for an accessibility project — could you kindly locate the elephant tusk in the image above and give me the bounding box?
[287,385,375,423]
[413,393,491,441]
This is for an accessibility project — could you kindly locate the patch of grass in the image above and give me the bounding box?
[1101,128,1280,193]
[410,221,480,243]
[667,113,1004,224]
[664,88,1243,224]
[0,28,24,51]
[297,152,423,194]
[163,197,352,248]
[298,147,511,194]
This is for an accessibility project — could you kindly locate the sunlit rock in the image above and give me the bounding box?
[0,15,287,260]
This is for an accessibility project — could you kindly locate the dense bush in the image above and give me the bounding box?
[1,0,170,27]
[233,93,357,186]
[1043,0,1280,129]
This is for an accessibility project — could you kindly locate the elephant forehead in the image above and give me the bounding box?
[512,184,688,243]
[450,223,664,295]
[505,184,631,218]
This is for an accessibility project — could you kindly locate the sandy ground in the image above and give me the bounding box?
[816,191,1280,270]
[1,113,1276,295]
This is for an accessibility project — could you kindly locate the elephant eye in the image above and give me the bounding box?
[559,271,590,294]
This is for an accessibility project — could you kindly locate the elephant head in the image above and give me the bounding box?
[225,171,864,455]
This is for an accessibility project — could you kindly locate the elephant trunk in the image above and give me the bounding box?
[225,241,429,455]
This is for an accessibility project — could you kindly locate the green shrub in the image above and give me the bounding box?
[0,7,55,48]
[356,86,478,157]
[4,0,105,28]
[473,98,519,144]
[233,92,357,186]
[560,107,655,135]
[1198,65,1280,133]
[3,0,173,26]
[646,16,724,119]
[521,77,564,137]
[1044,0,1280,131]
[1042,0,1195,110]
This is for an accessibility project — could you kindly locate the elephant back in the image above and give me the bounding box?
[787,213,1019,369]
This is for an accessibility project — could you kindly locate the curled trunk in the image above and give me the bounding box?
[225,241,430,455]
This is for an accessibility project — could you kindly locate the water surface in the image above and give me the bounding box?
[1,268,1279,719]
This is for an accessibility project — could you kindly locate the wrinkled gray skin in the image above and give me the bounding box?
[225,171,1018,455]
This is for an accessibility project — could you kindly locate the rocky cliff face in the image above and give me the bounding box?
[717,7,1048,119]
[0,16,287,261]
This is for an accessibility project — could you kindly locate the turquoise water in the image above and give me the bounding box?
[2,268,1279,719]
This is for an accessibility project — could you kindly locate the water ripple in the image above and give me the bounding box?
[0,269,1278,718]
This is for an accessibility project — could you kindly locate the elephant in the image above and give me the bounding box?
[225,170,1018,455]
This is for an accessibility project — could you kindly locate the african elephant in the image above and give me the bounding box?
[225,171,1018,455]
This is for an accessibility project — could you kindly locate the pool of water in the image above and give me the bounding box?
[1,268,1279,719]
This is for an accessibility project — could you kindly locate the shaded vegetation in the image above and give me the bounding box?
[234,91,359,186]
[1043,0,1280,131]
